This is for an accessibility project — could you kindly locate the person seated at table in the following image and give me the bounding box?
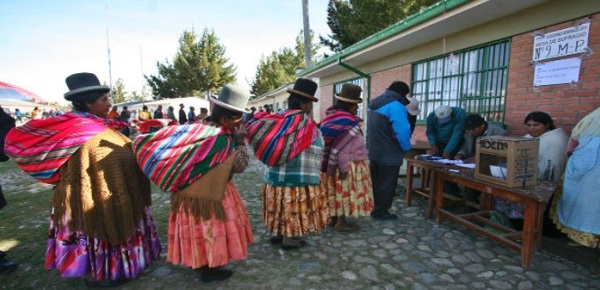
[454,114,506,163]
[494,111,568,233]
[426,105,467,159]
[454,114,506,203]
[549,107,600,248]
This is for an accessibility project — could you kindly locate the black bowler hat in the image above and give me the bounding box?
[64,72,110,101]
[287,78,318,102]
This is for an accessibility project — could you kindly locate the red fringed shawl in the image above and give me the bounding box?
[247,110,318,166]
[4,112,122,184]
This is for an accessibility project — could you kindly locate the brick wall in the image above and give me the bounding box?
[505,14,600,136]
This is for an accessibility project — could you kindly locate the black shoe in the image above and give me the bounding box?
[371,212,398,221]
[0,258,17,275]
[84,277,128,288]
[0,250,6,259]
[199,266,233,283]
[328,216,338,227]
[269,235,283,244]
[279,239,306,250]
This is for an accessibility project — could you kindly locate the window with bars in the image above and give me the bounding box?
[411,40,510,125]
[333,78,365,119]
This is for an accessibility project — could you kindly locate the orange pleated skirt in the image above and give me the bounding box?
[262,183,329,237]
[167,181,254,268]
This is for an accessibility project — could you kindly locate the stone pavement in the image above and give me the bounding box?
[1,155,599,289]
[130,156,600,290]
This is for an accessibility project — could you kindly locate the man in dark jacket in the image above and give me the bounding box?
[178,103,187,124]
[426,105,467,158]
[0,105,18,274]
[367,81,412,221]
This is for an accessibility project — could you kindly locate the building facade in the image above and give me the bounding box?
[300,0,600,142]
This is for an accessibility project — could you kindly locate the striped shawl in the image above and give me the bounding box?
[320,109,361,175]
[133,123,235,193]
[4,111,121,184]
[247,110,318,166]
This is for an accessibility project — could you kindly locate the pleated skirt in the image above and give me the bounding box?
[167,181,254,268]
[262,183,329,237]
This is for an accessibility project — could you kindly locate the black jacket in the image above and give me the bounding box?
[0,108,16,162]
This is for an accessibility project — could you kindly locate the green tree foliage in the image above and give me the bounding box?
[111,78,127,104]
[321,0,438,53]
[145,28,236,99]
[250,31,320,96]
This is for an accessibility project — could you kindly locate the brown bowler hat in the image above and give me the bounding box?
[335,83,362,103]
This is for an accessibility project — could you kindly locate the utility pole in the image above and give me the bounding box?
[302,0,312,67]
[105,6,113,100]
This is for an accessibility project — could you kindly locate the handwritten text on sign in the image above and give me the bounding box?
[532,23,589,61]
[534,57,581,87]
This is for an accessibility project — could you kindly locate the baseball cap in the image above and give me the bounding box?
[435,106,452,124]
[406,97,421,116]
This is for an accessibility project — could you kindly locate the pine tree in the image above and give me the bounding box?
[320,0,438,53]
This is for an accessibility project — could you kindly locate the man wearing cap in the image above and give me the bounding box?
[367,81,413,221]
[426,105,467,158]
[454,114,506,163]
[406,97,421,135]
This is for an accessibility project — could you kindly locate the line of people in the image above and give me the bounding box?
[1,72,598,287]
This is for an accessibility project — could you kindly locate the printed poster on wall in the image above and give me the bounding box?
[532,22,589,61]
[534,57,581,87]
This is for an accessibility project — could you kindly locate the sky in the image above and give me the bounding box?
[0,0,331,104]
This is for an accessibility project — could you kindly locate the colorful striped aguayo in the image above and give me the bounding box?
[247,110,318,167]
[133,123,235,193]
[320,109,361,175]
[4,112,112,184]
[137,118,178,134]
[320,109,360,145]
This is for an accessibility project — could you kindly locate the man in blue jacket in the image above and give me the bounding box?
[426,105,467,158]
[367,81,412,221]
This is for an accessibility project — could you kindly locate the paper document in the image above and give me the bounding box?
[490,165,507,179]
[456,163,476,169]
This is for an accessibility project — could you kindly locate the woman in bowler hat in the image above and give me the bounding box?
[4,72,161,287]
[247,78,329,249]
[320,83,374,232]
[133,84,254,283]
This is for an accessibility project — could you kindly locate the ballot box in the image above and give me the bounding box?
[475,136,539,187]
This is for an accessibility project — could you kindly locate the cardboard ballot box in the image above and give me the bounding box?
[475,136,539,187]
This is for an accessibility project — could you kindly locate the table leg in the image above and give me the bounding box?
[405,163,414,206]
[534,202,546,250]
[427,170,436,218]
[521,200,538,269]
[435,173,445,224]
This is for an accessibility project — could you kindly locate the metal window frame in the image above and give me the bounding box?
[412,39,511,126]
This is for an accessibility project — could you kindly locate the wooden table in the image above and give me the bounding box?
[404,158,472,218]
[405,158,446,218]
[433,167,555,268]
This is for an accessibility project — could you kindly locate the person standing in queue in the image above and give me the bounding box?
[367,81,412,221]
[4,72,161,287]
[134,84,254,283]
[247,78,329,250]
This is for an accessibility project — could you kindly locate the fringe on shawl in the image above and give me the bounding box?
[170,154,235,221]
[51,128,151,245]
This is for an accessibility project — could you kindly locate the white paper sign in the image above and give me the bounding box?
[534,57,581,86]
[532,23,589,61]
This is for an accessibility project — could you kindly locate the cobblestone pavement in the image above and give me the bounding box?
[1,156,599,289]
